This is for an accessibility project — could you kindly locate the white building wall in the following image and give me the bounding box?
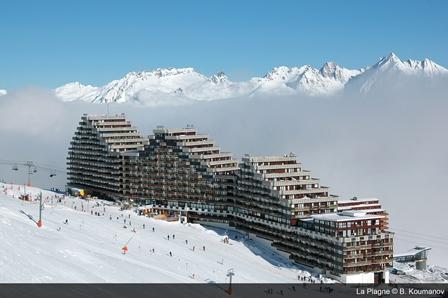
[341,272,375,284]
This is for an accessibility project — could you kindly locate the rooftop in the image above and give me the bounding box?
[394,246,431,258]
[311,211,383,222]
[338,197,380,204]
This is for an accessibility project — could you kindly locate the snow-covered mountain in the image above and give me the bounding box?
[0,89,7,96]
[54,53,447,105]
[345,53,448,94]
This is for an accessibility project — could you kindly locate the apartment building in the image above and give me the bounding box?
[67,114,147,198]
[121,126,238,222]
[67,114,393,283]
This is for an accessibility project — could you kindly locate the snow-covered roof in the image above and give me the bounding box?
[311,211,383,222]
[394,246,431,258]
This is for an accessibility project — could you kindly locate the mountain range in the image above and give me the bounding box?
[1,53,447,106]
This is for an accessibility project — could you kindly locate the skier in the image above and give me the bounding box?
[169,251,172,257]
[202,245,205,252]
[172,234,175,239]
[167,235,170,240]
[64,219,68,224]
[192,246,195,252]
[152,227,155,232]
[142,224,145,229]
[110,215,112,220]
[185,239,188,245]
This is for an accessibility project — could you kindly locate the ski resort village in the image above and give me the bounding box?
[1,114,446,284]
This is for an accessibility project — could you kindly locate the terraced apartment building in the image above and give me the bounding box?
[67,114,393,283]
[67,114,147,198]
[120,126,238,222]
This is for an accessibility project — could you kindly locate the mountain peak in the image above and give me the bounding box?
[210,71,229,84]
[320,62,340,76]
[378,52,402,66]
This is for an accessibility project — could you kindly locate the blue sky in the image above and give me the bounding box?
[0,0,447,89]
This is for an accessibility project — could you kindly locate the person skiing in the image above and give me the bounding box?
[142,224,145,229]
[202,245,205,252]
[169,251,172,257]
[167,235,170,240]
[192,246,195,252]
[152,227,155,232]
[172,234,175,239]
[185,239,188,245]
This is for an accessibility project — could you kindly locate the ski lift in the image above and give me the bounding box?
[12,164,18,171]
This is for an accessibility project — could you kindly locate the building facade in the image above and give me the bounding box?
[67,114,393,283]
[67,114,147,198]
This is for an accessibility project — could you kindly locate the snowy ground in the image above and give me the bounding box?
[0,183,332,283]
[390,261,448,284]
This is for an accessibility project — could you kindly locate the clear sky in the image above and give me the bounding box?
[1,0,447,89]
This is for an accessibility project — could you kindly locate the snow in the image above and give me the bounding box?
[345,53,448,94]
[0,183,332,283]
[390,262,448,283]
[54,82,99,102]
[53,53,447,106]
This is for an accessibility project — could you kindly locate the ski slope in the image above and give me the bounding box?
[0,183,330,283]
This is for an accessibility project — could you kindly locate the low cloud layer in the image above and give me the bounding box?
[1,79,447,267]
